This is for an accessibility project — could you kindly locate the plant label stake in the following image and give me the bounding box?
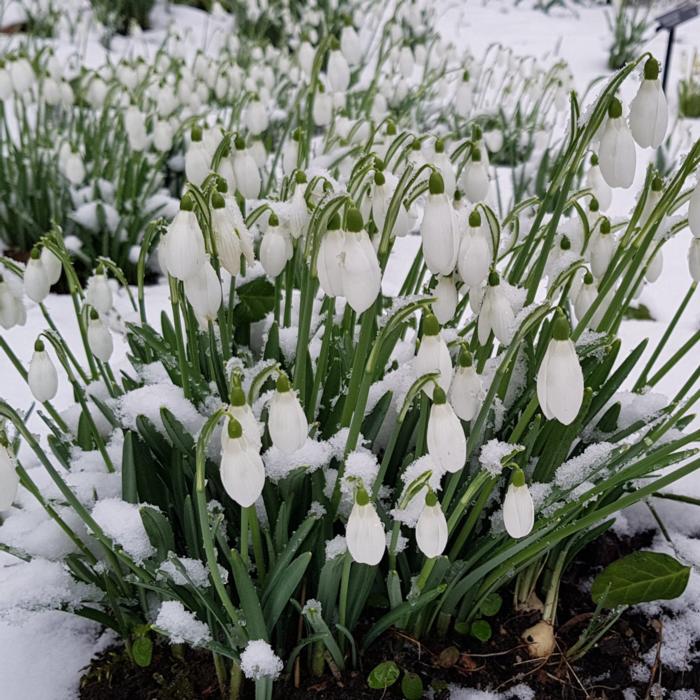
[655,2,699,92]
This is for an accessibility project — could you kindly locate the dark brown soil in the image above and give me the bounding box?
[80,531,700,699]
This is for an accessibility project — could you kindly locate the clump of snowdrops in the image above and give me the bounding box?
[2,18,700,700]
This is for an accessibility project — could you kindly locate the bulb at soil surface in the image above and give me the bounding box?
[522,620,555,658]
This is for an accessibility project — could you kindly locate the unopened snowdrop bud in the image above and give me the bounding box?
[431,276,458,324]
[537,311,584,425]
[478,271,514,345]
[40,247,62,285]
[86,266,113,314]
[340,208,382,313]
[461,147,490,203]
[449,348,482,421]
[421,172,458,275]
[689,181,700,238]
[689,238,700,282]
[629,58,668,149]
[589,217,615,278]
[414,314,453,397]
[233,136,261,199]
[0,436,18,510]
[185,126,210,186]
[220,418,265,508]
[574,272,597,326]
[184,258,222,321]
[346,485,385,565]
[87,309,113,362]
[28,339,58,403]
[458,209,491,288]
[164,196,206,281]
[268,374,308,454]
[427,386,466,473]
[317,214,345,298]
[327,45,350,93]
[503,467,534,539]
[599,97,636,189]
[415,491,448,558]
[340,24,362,66]
[226,384,261,448]
[24,248,51,303]
[586,154,612,211]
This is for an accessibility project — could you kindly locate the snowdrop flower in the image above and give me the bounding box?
[244,97,268,135]
[503,467,534,539]
[645,248,663,283]
[598,97,636,189]
[414,314,453,397]
[268,374,308,454]
[86,267,113,314]
[327,46,350,93]
[0,66,11,100]
[24,248,51,303]
[461,147,490,203]
[10,57,33,94]
[153,120,174,153]
[449,348,482,422]
[420,172,457,275]
[211,192,254,277]
[312,85,333,127]
[340,24,362,66]
[185,126,210,187]
[415,491,448,558]
[432,139,455,197]
[225,384,261,448]
[282,130,301,174]
[286,174,311,239]
[589,217,615,278]
[398,45,414,79]
[0,437,18,511]
[629,58,667,149]
[260,213,290,278]
[431,276,458,325]
[478,271,514,345]
[458,210,491,288]
[163,196,206,281]
[537,312,584,425]
[689,238,700,282]
[184,258,222,322]
[639,175,663,227]
[63,150,85,186]
[41,247,62,286]
[340,208,382,314]
[316,215,345,297]
[232,137,261,199]
[220,418,265,508]
[427,386,466,473]
[298,41,315,77]
[484,129,504,154]
[346,485,385,565]
[370,170,395,234]
[586,155,612,211]
[28,339,58,403]
[688,181,700,238]
[0,276,21,329]
[454,71,472,118]
[87,309,113,362]
[574,272,598,327]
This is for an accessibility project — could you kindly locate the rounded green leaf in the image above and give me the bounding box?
[470,619,492,642]
[479,592,503,617]
[368,660,400,689]
[592,551,690,608]
[401,671,423,700]
[132,636,153,668]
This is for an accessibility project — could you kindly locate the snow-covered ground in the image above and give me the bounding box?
[1,1,700,698]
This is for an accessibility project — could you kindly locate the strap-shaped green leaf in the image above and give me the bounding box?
[229,548,268,641]
[263,552,311,631]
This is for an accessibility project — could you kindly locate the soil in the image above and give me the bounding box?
[80,531,700,699]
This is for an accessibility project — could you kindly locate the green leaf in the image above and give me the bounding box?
[121,431,138,504]
[368,661,400,690]
[229,549,268,641]
[263,552,311,631]
[592,551,691,607]
[234,277,275,324]
[132,636,153,668]
[479,592,502,617]
[140,505,175,562]
[470,619,492,642]
[401,672,423,700]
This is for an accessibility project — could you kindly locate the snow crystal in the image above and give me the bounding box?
[325,535,347,561]
[155,601,211,646]
[670,691,699,700]
[308,501,326,519]
[391,455,444,527]
[529,482,553,513]
[614,391,667,430]
[240,639,283,680]
[554,442,614,491]
[446,683,534,699]
[340,448,380,501]
[157,556,228,587]
[263,438,334,483]
[388,530,408,553]
[91,499,155,563]
[479,440,523,476]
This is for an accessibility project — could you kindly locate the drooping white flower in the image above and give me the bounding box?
[268,374,308,454]
[586,155,612,211]
[316,216,345,298]
[327,48,350,93]
[298,41,315,78]
[211,192,254,277]
[503,468,534,539]
[645,248,663,283]
[220,418,265,508]
[184,257,222,322]
[163,196,206,281]
[536,312,584,425]
[689,181,700,238]
[458,209,491,288]
[244,98,268,135]
[574,272,598,327]
[0,439,18,511]
[0,277,20,330]
[431,276,458,325]
[339,208,381,314]
[427,386,466,473]
[477,271,514,345]
[87,310,113,362]
[689,238,700,282]
[185,126,210,187]
[63,150,85,186]
[598,97,636,189]
[224,385,262,449]
[260,214,290,278]
[282,131,300,174]
[414,314,453,397]
[398,45,414,79]
[415,491,448,558]
[153,119,174,152]
[312,86,333,127]
[28,339,58,403]
[454,71,472,118]
[346,487,385,565]
[10,58,33,94]
[24,249,51,303]
[286,175,311,239]
[449,348,482,422]
[340,24,362,66]
[420,172,457,275]
[432,139,455,196]
[232,137,261,199]
[589,217,615,278]
[40,247,62,286]
[629,58,668,149]
[460,147,490,203]
[370,170,396,234]
[85,268,113,314]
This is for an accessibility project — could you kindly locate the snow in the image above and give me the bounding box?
[154,600,211,647]
[90,499,156,564]
[239,639,284,680]
[325,535,347,561]
[479,440,522,476]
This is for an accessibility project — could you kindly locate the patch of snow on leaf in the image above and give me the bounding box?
[240,639,283,680]
[155,601,211,646]
[91,499,155,563]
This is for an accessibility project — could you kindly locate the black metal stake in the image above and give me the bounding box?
[662,26,675,93]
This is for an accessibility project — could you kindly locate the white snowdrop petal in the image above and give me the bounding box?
[503,483,534,538]
[346,502,385,565]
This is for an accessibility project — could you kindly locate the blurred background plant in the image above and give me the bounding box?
[606,0,649,70]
